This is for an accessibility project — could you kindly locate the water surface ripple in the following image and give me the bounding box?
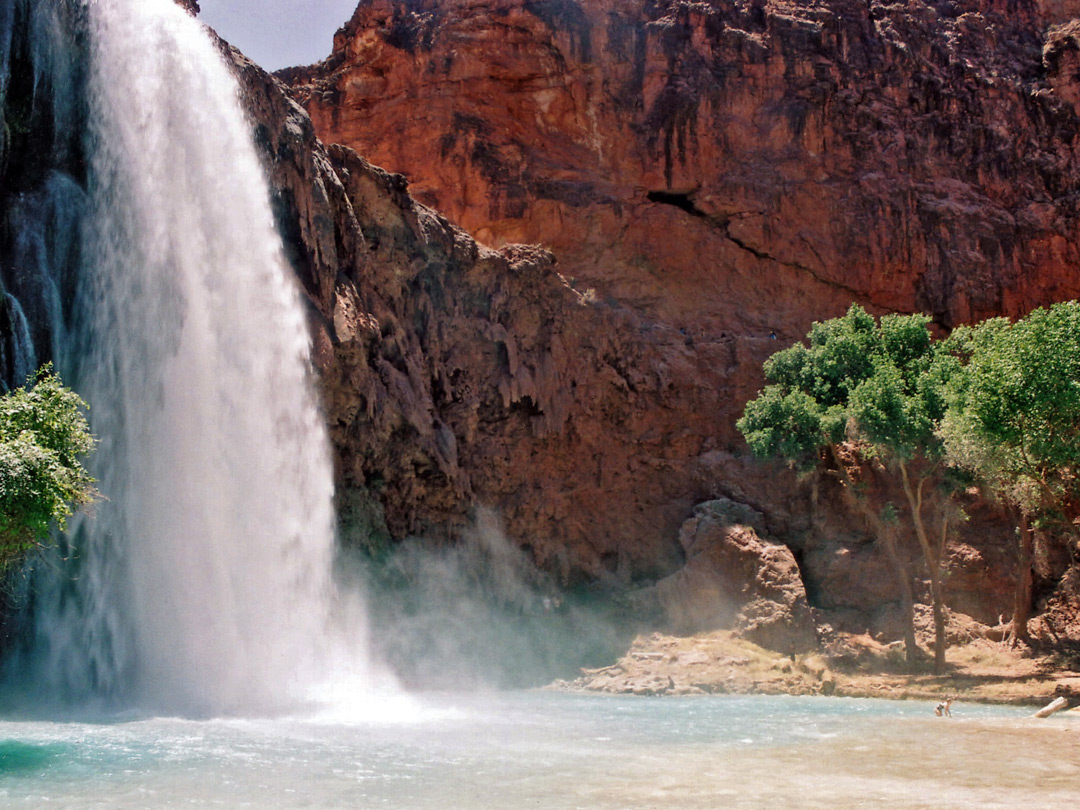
[0,693,1074,809]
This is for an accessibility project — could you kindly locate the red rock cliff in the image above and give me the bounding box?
[285,0,1080,337]
[236,47,735,589]
[273,0,1080,629]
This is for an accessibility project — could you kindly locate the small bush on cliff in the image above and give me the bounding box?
[0,365,96,568]
[738,305,958,673]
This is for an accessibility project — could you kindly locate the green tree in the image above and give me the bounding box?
[0,364,96,569]
[738,305,958,671]
[942,302,1080,644]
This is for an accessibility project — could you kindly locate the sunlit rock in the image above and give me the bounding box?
[654,499,818,655]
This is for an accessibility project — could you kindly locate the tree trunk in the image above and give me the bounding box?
[878,524,919,664]
[927,567,947,673]
[1011,514,1033,645]
[828,446,919,665]
[899,460,947,674]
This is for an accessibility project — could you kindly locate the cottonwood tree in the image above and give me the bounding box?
[0,365,96,569]
[738,305,958,672]
[942,302,1080,645]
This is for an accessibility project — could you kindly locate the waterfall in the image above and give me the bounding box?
[6,0,374,717]
[4,293,35,384]
[5,171,84,364]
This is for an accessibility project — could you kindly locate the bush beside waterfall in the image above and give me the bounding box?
[0,364,95,568]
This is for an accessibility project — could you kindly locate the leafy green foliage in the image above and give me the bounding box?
[738,304,956,670]
[742,299,1080,656]
[737,305,948,466]
[943,302,1080,526]
[0,365,96,565]
[737,387,826,467]
[939,303,1080,644]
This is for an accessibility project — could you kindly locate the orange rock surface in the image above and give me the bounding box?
[275,0,1080,622]
[286,0,1080,337]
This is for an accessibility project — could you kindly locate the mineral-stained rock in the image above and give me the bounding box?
[285,0,1080,340]
[231,45,724,581]
[1038,0,1080,25]
[653,499,818,654]
[274,0,1080,621]
[1045,20,1080,113]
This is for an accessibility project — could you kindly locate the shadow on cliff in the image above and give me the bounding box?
[337,508,641,690]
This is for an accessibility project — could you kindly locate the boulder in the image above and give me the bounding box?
[654,500,818,654]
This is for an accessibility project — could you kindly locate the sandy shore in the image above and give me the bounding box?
[549,629,1080,709]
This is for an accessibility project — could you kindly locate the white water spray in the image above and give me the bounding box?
[24,0,379,717]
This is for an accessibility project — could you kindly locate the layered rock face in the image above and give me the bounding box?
[273,0,1080,633]
[234,49,727,585]
[285,0,1080,335]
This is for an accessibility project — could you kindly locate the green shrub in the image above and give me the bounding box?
[0,364,96,567]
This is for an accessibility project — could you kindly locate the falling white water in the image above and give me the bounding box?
[22,0,378,717]
[5,293,35,384]
[6,171,84,363]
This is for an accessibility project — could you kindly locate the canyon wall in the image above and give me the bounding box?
[8,0,1080,658]
[236,48,735,587]
[272,0,1080,634]
[284,0,1080,335]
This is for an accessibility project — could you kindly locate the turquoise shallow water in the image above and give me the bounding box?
[0,692,1075,809]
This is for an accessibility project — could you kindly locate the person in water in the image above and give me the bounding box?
[934,698,953,717]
